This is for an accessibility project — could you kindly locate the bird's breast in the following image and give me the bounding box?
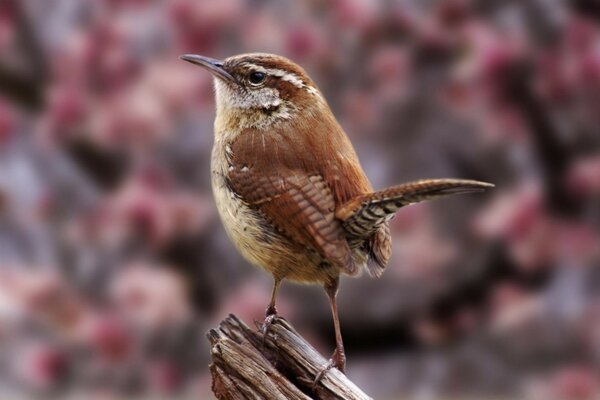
[211,138,274,265]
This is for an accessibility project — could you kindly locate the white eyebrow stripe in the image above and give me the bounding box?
[239,62,323,100]
[305,86,321,97]
[279,72,304,88]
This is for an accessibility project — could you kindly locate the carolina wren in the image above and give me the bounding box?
[181,53,493,377]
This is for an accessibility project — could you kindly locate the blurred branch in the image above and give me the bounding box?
[502,61,579,215]
[65,138,129,191]
[570,0,600,21]
[0,0,47,109]
[0,63,44,108]
[208,314,372,400]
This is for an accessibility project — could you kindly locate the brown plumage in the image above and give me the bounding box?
[180,52,493,379]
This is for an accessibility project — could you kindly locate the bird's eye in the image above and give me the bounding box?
[248,71,266,85]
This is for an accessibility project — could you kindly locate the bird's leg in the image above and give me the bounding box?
[261,277,282,335]
[314,277,346,385]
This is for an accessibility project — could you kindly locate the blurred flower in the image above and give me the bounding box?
[0,100,15,146]
[489,281,541,334]
[331,0,380,33]
[434,0,473,29]
[144,59,212,115]
[169,0,243,53]
[475,184,557,270]
[565,16,598,55]
[15,342,68,392]
[0,3,15,50]
[44,84,90,139]
[566,154,600,196]
[389,205,458,281]
[550,366,600,400]
[83,313,133,362]
[367,46,408,102]
[110,263,191,331]
[147,360,184,395]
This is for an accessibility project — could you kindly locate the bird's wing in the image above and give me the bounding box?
[336,179,494,239]
[227,167,356,274]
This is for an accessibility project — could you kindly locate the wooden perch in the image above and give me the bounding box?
[207,314,372,400]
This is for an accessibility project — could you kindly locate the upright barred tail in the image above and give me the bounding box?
[336,179,494,239]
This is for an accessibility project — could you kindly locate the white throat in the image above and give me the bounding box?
[213,79,297,130]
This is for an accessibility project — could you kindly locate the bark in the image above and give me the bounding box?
[207,314,372,400]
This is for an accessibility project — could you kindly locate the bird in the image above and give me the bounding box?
[180,52,493,379]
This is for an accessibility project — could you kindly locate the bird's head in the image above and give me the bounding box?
[180,53,325,128]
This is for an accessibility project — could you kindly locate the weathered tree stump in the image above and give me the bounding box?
[207,314,372,400]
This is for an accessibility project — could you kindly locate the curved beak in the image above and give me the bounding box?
[179,54,237,84]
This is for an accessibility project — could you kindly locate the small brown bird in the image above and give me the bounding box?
[181,53,492,377]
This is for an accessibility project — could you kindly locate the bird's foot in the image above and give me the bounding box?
[258,303,283,341]
[260,312,278,336]
[313,348,346,387]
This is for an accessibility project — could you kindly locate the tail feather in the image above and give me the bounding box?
[365,223,391,278]
[337,179,494,239]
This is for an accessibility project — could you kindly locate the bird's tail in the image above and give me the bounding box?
[337,179,494,240]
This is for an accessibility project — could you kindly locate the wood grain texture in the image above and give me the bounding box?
[208,314,372,400]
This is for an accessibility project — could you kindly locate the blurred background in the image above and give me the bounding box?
[0,0,599,398]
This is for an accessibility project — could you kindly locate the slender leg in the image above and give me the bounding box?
[326,278,346,373]
[261,276,282,335]
[314,277,346,385]
[266,276,281,317]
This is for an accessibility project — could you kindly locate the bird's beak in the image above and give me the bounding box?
[179,54,237,84]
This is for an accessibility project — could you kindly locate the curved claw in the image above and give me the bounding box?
[313,358,335,388]
[260,313,278,336]
[312,349,346,388]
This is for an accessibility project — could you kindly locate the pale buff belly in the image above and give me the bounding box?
[210,143,338,284]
